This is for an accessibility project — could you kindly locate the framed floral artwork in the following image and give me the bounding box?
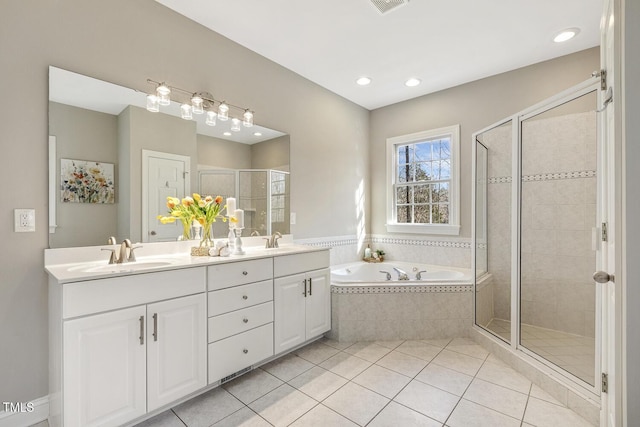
[60,159,115,203]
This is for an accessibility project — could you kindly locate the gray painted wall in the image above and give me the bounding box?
[370,48,600,238]
[0,0,369,403]
[624,0,639,422]
[197,134,252,170]
[251,135,290,171]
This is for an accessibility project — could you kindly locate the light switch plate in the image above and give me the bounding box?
[290,212,296,225]
[14,209,35,232]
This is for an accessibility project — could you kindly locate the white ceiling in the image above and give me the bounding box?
[156,0,603,110]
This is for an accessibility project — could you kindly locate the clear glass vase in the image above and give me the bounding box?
[200,222,214,248]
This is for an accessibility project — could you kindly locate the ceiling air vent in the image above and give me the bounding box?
[370,0,409,15]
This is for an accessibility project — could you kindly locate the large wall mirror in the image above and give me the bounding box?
[48,66,290,248]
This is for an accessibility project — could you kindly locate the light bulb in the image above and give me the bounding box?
[405,78,421,87]
[218,102,229,121]
[191,94,204,114]
[157,83,171,106]
[243,110,254,127]
[146,94,159,112]
[231,118,241,132]
[180,103,193,120]
[205,110,217,126]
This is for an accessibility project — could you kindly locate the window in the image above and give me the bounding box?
[386,125,460,235]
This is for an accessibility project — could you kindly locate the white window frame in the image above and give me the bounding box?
[386,125,460,235]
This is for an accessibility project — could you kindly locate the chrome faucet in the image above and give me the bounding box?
[392,267,410,281]
[415,270,427,280]
[263,231,282,248]
[379,271,392,281]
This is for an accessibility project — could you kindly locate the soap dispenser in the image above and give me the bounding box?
[364,244,372,259]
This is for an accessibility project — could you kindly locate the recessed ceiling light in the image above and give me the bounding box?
[356,76,372,86]
[553,28,580,43]
[253,132,262,136]
[405,78,421,87]
[223,132,232,136]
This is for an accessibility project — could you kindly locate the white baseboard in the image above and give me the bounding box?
[0,396,48,427]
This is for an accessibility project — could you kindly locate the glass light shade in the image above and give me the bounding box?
[218,102,229,121]
[180,103,193,120]
[205,110,217,126]
[243,110,254,127]
[231,118,241,132]
[191,95,204,114]
[146,94,159,112]
[157,83,171,106]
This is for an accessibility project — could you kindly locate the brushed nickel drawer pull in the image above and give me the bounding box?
[309,278,313,296]
[243,349,248,354]
[243,318,249,323]
[152,313,158,342]
[303,279,307,297]
[139,316,144,345]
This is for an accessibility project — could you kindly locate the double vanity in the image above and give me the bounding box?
[45,241,330,427]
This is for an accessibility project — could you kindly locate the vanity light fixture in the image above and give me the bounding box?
[146,79,254,128]
[553,27,580,43]
[405,77,421,87]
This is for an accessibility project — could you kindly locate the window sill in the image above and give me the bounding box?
[385,223,461,236]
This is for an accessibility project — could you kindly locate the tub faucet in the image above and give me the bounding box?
[379,271,391,281]
[393,267,410,281]
[415,270,427,280]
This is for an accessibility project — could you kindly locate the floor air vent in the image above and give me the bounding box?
[220,366,252,384]
[370,0,409,15]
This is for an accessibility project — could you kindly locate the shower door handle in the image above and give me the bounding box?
[593,271,614,283]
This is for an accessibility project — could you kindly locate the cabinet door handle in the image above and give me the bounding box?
[153,313,158,342]
[303,279,307,297]
[243,349,248,354]
[242,295,248,300]
[139,316,144,345]
[309,278,313,296]
[243,317,249,323]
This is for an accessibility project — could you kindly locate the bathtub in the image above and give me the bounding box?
[328,261,474,342]
[331,261,471,284]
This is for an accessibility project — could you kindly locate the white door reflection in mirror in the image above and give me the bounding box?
[143,150,190,242]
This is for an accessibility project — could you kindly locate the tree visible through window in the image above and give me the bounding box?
[395,138,451,224]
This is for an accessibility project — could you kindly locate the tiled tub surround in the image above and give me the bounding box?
[328,283,473,342]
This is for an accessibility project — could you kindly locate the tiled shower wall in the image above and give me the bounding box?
[520,112,597,337]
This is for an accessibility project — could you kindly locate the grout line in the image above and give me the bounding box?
[520,382,534,427]
[170,408,189,427]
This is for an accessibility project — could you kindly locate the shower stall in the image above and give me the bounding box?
[473,77,603,394]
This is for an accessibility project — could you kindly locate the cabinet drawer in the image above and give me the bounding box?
[208,301,273,343]
[208,280,273,316]
[208,323,273,384]
[208,258,273,290]
[273,250,330,278]
[63,267,206,319]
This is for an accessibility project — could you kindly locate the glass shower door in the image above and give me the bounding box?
[519,89,598,386]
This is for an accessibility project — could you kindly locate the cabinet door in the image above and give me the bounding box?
[63,306,146,427]
[305,268,331,338]
[147,294,207,412]
[274,273,306,354]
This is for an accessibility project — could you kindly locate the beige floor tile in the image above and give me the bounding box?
[288,366,348,401]
[368,401,442,427]
[223,369,284,404]
[134,410,185,427]
[376,350,428,377]
[393,380,459,423]
[289,404,358,427]
[446,399,521,427]
[212,407,271,427]
[421,338,452,348]
[323,382,389,426]
[344,342,392,362]
[445,343,490,360]
[248,384,317,427]
[396,341,442,362]
[319,352,372,380]
[321,337,354,350]
[352,364,412,399]
[463,379,528,420]
[374,340,405,349]
[414,363,473,396]
[295,341,340,364]
[529,384,563,406]
[475,360,532,394]
[431,349,484,376]
[172,387,244,427]
[261,353,314,382]
[523,397,593,427]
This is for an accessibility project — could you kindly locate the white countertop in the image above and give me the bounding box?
[45,239,327,284]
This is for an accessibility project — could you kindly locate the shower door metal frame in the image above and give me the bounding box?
[473,76,604,398]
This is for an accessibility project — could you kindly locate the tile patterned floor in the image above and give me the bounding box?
[132,337,594,427]
[486,319,596,385]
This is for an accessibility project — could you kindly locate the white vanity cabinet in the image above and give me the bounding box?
[273,251,331,354]
[50,267,206,427]
[207,258,275,383]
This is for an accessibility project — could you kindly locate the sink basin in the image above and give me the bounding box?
[67,260,177,274]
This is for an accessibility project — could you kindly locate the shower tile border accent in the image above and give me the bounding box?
[370,236,471,249]
[488,170,596,185]
[331,284,472,294]
[487,176,513,184]
[296,235,361,248]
